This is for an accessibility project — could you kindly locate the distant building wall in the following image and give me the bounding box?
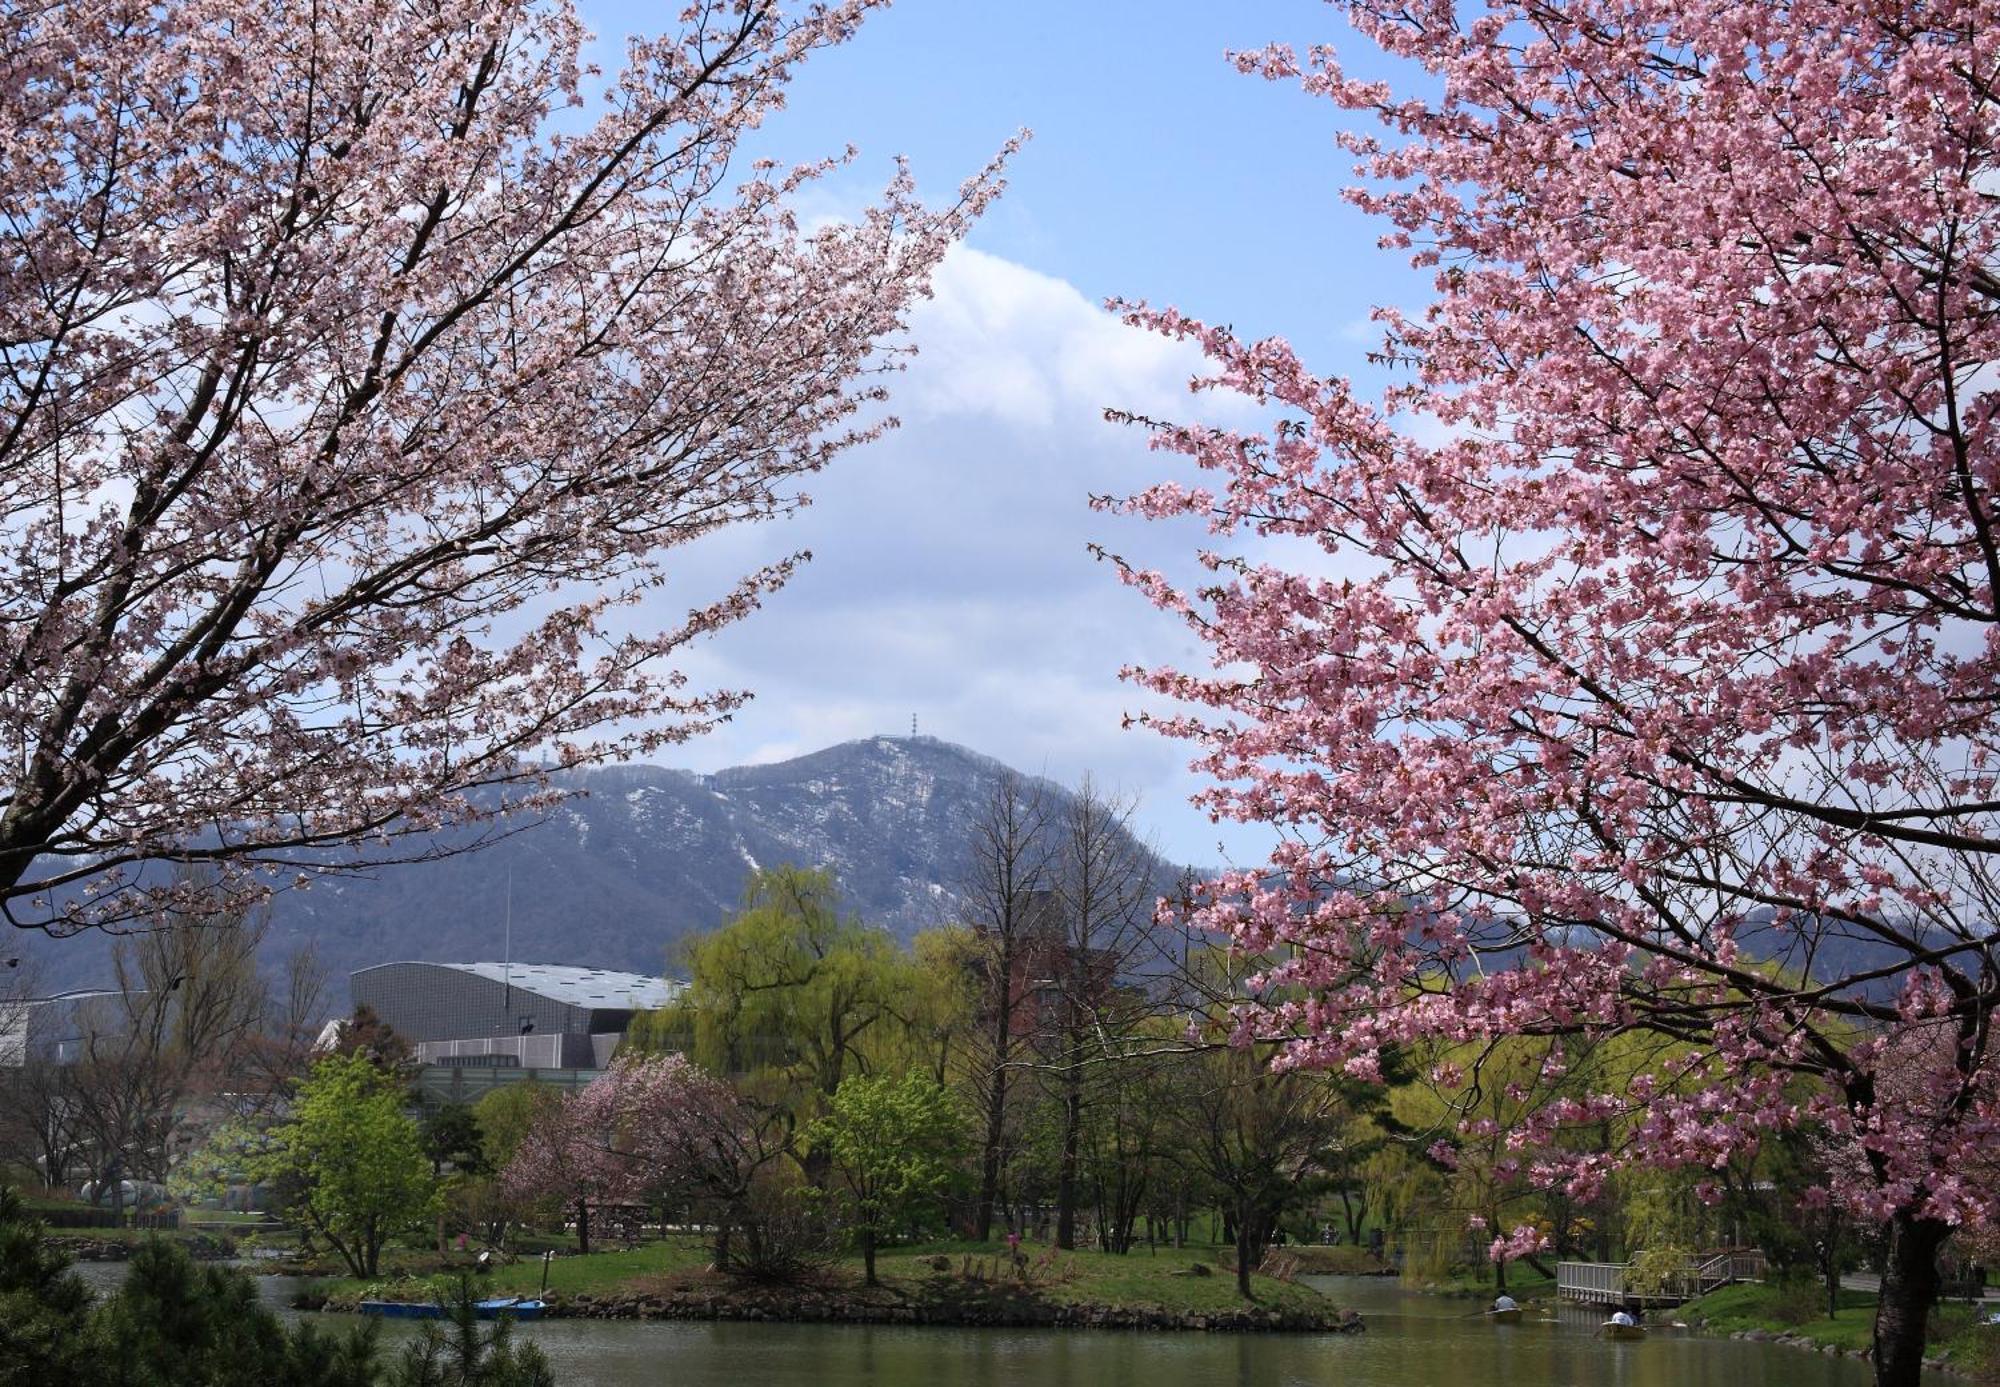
[352,963,584,1045]
[0,991,141,1068]
[349,962,679,1072]
[413,1065,603,1104]
[415,1034,596,1068]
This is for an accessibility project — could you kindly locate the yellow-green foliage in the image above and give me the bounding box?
[473,1080,557,1172]
[629,866,912,1115]
[266,1053,436,1278]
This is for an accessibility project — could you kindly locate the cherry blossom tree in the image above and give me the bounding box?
[501,1054,787,1265]
[1104,4,2000,1382]
[0,0,1008,931]
[498,1080,621,1254]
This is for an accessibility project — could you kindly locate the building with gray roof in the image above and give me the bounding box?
[349,961,682,1074]
[1,989,145,1068]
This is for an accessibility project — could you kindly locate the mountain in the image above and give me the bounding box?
[25,737,1182,994]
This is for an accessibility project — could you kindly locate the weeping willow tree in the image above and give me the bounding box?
[630,867,913,1132]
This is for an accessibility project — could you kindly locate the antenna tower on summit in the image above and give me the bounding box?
[911,714,918,738]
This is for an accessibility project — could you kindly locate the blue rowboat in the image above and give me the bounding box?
[480,1297,546,1321]
[358,1297,546,1321]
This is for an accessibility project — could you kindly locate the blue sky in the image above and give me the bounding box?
[582,0,1428,869]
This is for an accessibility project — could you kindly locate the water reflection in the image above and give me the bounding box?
[66,1263,1939,1387]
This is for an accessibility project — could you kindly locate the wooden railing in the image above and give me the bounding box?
[1557,1248,1766,1305]
[1675,1249,1767,1298]
[1557,1261,1631,1304]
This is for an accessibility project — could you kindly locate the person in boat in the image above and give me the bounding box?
[1492,1294,1519,1313]
[1609,1309,1637,1327]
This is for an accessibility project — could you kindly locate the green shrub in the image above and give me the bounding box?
[0,1186,94,1385]
[89,1238,381,1387]
[1766,1270,1833,1326]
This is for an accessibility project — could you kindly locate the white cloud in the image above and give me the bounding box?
[630,241,1278,867]
[903,245,1240,433]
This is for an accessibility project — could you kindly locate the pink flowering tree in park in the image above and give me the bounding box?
[1102,4,2000,1383]
[0,0,1008,932]
[501,1054,784,1264]
[498,1081,620,1254]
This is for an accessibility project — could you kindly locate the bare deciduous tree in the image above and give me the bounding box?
[960,771,1054,1242]
[1046,779,1157,1251]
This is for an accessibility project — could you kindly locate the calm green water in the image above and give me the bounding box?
[72,1264,1944,1386]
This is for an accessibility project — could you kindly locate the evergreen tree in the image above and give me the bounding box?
[0,1187,92,1387]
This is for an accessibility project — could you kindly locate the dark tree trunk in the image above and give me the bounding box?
[1872,1213,1948,1387]
[1056,1042,1082,1250]
[862,1226,878,1287]
[1340,1187,1365,1244]
[1235,1201,1255,1300]
[976,1064,1009,1244]
[802,1145,832,1189]
[975,933,1017,1244]
[575,1198,591,1255]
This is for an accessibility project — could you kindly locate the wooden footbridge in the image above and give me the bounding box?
[1556,1249,1767,1307]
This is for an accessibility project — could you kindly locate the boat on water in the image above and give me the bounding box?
[479,1297,546,1321]
[1600,1321,1647,1341]
[1486,1307,1525,1324]
[359,1297,546,1322]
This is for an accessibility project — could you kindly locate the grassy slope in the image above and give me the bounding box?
[1283,1245,1394,1276]
[1684,1282,1995,1370]
[1684,1283,1879,1352]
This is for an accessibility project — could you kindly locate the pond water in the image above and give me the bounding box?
[69,1264,1947,1386]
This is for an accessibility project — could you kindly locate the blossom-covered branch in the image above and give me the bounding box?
[0,0,1012,929]
[1105,4,2000,1382]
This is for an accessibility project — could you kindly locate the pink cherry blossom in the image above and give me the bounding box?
[1106,5,2000,1384]
[502,1053,769,1212]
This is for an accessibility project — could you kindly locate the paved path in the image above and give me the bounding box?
[1841,1272,2000,1302]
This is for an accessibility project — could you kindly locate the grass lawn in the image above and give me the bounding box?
[1684,1282,1880,1353]
[43,1222,245,1249]
[316,1237,717,1307]
[486,1238,714,1298]
[1282,1245,1393,1276]
[182,1209,278,1225]
[316,1235,1334,1322]
[865,1240,1332,1318]
[1684,1280,1998,1371]
[23,1191,269,1239]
